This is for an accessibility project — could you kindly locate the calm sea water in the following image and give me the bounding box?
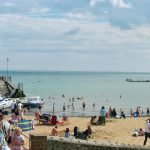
[1,71,150,115]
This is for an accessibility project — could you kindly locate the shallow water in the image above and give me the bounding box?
[1,71,150,115]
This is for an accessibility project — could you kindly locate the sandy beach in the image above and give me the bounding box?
[4,115,150,149]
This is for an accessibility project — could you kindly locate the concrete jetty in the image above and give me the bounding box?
[0,76,26,98]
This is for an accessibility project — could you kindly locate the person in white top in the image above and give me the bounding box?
[143,119,150,145]
[17,102,23,116]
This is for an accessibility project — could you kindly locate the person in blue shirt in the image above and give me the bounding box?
[100,106,106,125]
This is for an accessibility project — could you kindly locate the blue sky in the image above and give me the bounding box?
[0,0,150,72]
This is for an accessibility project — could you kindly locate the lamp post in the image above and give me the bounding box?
[7,58,9,79]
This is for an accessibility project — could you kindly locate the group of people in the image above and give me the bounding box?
[130,106,150,117]
[10,100,29,118]
[0,114,25,150]
[35,111,69,126]
[132,118,150,146]
[51,124,92,140]
[90,106,107,126]
[90,116,104,125]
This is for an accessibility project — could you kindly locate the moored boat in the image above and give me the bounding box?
[27,96,44,108]
[0,98,13,109]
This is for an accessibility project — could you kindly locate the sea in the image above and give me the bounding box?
[1,70,150,116]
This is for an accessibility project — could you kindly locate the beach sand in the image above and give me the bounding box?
[4,115,150,149]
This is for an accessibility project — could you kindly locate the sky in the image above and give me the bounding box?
[0,0,150,72]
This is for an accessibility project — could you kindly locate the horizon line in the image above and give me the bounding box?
[0,69,150,74]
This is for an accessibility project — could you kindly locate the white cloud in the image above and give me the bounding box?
[66,11,96,21]
[1,2,16,7]
[30,8,50,14]
[109,0,132,9]
[90,0,99,7]
[90,0,104,7]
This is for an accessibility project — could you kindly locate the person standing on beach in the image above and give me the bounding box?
[39,103,42,112]
[100,106,106,125]
[143,119,150,146]
[11,100,16,114]
[17,102,23,116]
[109,107,112,118]
[53,103,55,112]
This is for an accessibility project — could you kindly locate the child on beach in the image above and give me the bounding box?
[11,127,25,150]
[64,128,71,138]
[132,128,145,137]
[51,125,59,136]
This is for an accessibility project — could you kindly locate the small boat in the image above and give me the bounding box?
[77,96,84,100]
[0,98,13,109]
[27,96,44,108]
